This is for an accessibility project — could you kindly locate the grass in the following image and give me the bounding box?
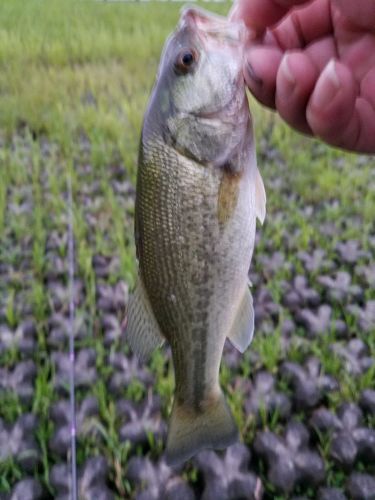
[0,0,226,171]
[0,0,374,498]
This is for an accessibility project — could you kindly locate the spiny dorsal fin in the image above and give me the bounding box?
[255,167,266,225]
[227,287,254,353]
[126,278,164,360]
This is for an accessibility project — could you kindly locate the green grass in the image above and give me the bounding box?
[0,0,374,497]
[0,0,228,172]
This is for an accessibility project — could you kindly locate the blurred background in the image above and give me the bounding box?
[0,1,374,498]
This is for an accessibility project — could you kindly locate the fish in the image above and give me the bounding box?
[126,6,266,466]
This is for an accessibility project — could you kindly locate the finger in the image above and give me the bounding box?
[334,0,375,30]
[337,33,375,83]
[244,46,284,108]
[230,0,309,33]
[304,36,337,72]
[353,97,375,154]
[275,51,319,133]
[271,0,332,49]
[274,38,337,133]
[355,67,375,153]
[361,67,375,111]
[306,59,375,153]
[307,60,356,147]
[260,28,337,70]
[243,37,337,114]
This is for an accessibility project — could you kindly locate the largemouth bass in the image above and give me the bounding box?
[126,7,266,465]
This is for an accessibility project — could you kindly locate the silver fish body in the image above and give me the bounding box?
[126,7,266,465]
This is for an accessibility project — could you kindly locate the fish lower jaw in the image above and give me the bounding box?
[190,89,246,121]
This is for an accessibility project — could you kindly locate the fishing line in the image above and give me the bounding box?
[67,175,78,500]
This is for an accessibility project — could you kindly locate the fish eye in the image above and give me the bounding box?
[182,52,194,65]
[174,48,198,75]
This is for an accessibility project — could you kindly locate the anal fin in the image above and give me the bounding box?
[125,278,164,360]
[227,287,254,353]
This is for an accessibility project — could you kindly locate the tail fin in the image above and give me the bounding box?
[165,391,238,466]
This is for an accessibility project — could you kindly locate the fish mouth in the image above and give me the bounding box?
[179,7,246,46]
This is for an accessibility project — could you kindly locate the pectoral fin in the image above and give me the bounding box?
[125,278,164,359]
[227,287,254,353]
[255,167,266,225]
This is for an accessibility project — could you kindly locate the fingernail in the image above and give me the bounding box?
[280,54,295,85]
[277,54,296,99]
[311,59,340,109]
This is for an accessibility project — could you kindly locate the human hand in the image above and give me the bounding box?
[231,0,375,153]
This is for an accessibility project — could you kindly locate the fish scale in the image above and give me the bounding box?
[138,134,254,424]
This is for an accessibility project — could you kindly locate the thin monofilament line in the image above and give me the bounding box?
[67,175,78,500]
